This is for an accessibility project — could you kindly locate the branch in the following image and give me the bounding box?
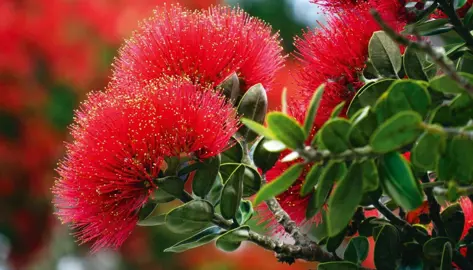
[437,0,473,52]
[298,145,376,163]
[370,9,473,98]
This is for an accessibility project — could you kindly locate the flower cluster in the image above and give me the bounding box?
[53,4,282,251]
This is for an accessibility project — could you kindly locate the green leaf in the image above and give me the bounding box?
[344,236,369,264]
[368,31,402,78]
[220,165,245,220]
[429,72,473,94]
[423,237,452,265]
[411,19,452,36]
[178,161,204,177]
[449,136,473,184]
[379,152,424,210]
[305,190,319,219]
[347,79,394,117]
[192,155,221,198]
[358,217,377,237]
[152,189,175,203]
[237,84,268,141]
[300,164,321,197]
[221,138,243,163]
[320,118,351,154]
[266,112,306,149]
[370,111,423,153]
[240,118,275,139]
[327,162,364,237]
[156,176,185,198]
[263,140,286,152]
[220,73,241,103]
[330,101,346,119]
[235,200,254,225]
[253,163,303,206]
[316,162,347,209]
[361,159,379,192]
[411,130,447,170]
[374,224,400,270]
[327,228,347,252]
[385,80,431,117]
[403,44,436,80]
[204,173,224,206]
[455,0,468,9]
[318,262,359,270]
[165,200,214,234]
[441,203,465,243]
[304,84,325,135]
[138,201,161,225]
[348,107,378,147]
[253,137,280,172]
[219,163,261,197]
[440,242,453,270]
[215,226,250,252]
[464,5,473,28]
[164,226,223,253]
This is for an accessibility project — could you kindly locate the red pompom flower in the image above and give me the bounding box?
[53,78,239,251]
[112,4,284,93]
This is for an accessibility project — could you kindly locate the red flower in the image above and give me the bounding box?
[460,197,473,239]
[53,78,239,251]
[310,0,366,10]
[111,4,284,94]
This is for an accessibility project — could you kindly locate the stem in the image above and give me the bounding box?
[437,0,473,52]
[370,9,473,98]
[298,145,376,163]
[421,174,447,237]
[421,181,445,189]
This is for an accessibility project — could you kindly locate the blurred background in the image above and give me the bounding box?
[0,0,323,269]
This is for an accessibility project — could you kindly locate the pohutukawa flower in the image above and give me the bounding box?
[111,4,284,94]
[310,0,366,10]
[53,78,239,251]
[295,3,406,128]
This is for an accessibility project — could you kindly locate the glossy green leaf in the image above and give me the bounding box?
[300,164,321,196]
[348,107,378,147]
[330,101,346,119]
[221,138,243,163]
[215,226,250,252]
[374,224,400,270]
[429,72,473,94]
[235,200,254,225]
[449,136,473,184]
[320,118,351,154]
[464,5,473,28]
[237,83,268,141]
[253,163,303,206]
[316,162,347,209]
[423,237,452,265]
[411,130,447,170]
[358,217,377,237]
[138,201,160,225]
[205,173,224,206]
[193,155,221,198]
[455,0,468,9]
[368,31,402,78]
[305,190,318,219]
[240,118,275,139]
[361,159,379,192]
[370,111,423,153]
[441,203,465,243]
[379,152,424,210]
[304,84,325,135]
[347,79,394,118]
[220,165,245,220]
[220,73,240,103]
[165,200,214,233]
[403,44,436,80]
[219,163,262,197]
[385,80,431,117]
[344,236,369,264]
[440,242,453,270]
[253,138,280,172]
[152,189,175,203]
[327,228,347,252]
[164,226,223,253]
[327,162,364,237]
[138,213,165,227]
[156,176,185,198]
[318,262,359,270]
[411,19,452,36]
[267,112,306,149]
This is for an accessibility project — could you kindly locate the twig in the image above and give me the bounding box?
[421,174,447,237]
[370,10,473,98]
[298,145,376,163]
[437,0,473,52]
